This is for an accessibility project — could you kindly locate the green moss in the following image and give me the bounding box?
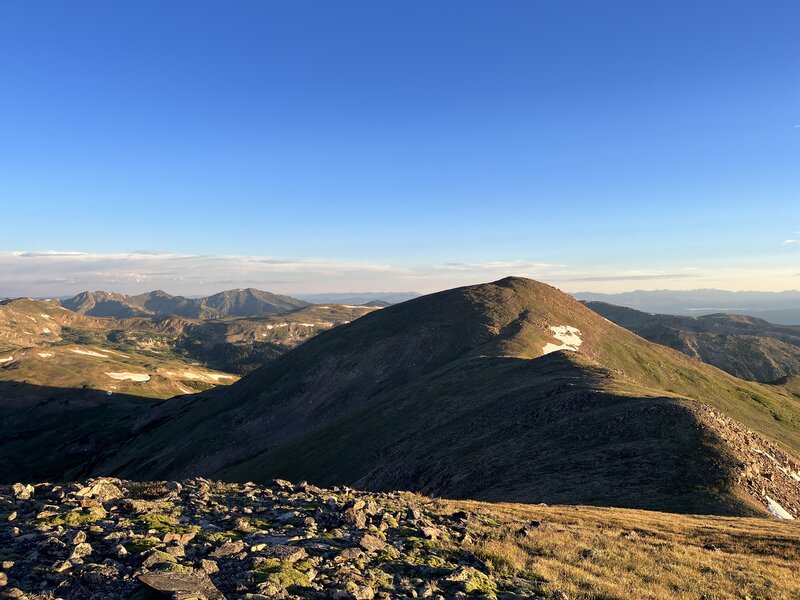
[366,568,394,589]
[201,530,242,544]
[391,525,421,539]
[292,557,320,573]
[123,537,161,554]
[381,514,399,528]
[463,570,497,597]
[137,512,178,530]
[136,512,198,534]
[252,561,311,589]
[37,506,107,528]
[146,550,177,565]
[159,562,194,574]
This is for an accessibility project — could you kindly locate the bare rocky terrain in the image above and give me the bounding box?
[3,476,800,600]
[0,477,538,600]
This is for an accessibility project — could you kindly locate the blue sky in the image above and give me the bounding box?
[1,1,798,296]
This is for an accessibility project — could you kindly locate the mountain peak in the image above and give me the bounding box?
[59,288,308,319]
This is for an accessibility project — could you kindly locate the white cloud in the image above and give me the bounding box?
[782,239,800,246]
[436,260,566,272]
[1,250,798,297]
[0,251,411,297]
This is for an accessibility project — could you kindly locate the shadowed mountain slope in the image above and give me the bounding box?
[96,278,800,518]
[585,301,800,382]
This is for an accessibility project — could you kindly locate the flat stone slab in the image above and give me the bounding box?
[138,570,226,600]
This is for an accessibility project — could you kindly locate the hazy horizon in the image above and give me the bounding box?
[3,257,800,301]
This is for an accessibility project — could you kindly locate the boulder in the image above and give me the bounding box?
[138,570,226,600]
[11,484,34,501]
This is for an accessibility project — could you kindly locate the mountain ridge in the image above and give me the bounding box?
[584,300,800,382]
[60,288,310,319]
[574,289,800,325]
[91,277,800,518]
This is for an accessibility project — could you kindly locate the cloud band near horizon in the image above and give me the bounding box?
[1,250,798,297]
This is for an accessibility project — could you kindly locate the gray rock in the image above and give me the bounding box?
[11,484,34,501]
[258,545,307,564]
[209,539,245,557]
[199,559,219,574]
[69,542,92,561]
[68,530,87,545]
[75,479,124,502]
[138,570,227,600]
[358,534,386,553]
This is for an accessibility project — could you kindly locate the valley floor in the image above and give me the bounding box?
[1,478,798,599]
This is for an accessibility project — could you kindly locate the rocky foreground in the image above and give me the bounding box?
[0,478,543,600]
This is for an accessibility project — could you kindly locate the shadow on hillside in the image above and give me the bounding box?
[220,352,758,517]
[0,381,156,483]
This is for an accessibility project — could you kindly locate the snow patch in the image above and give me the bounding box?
[37,352,53,358]
[40,313,52,320]
[105,372,151,382]
[181,371,206,380]
[542,325,583,355]
[42,327,51,334]
[753,448,800,482]
[342,304,381,310]
[765,496,794,520]
[206,373,235,381]
[70,349,109,358]
[181,371,235,382]
[0,355,14,364]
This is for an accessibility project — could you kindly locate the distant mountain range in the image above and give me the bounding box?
[585,301,800,383]
[0,297,380,400]
[573,289,800,325]
[60,288,310,319]
[294,292,420,305]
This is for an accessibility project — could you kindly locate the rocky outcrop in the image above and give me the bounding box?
[0,477,544,599]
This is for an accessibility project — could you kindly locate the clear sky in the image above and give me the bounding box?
[1,1,798,296]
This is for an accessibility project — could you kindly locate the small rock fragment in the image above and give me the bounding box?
[358,534,386,553]
[209,539,245,557]
[11,484,34,501]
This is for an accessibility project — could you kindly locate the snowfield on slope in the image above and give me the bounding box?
[70,349,109,358]
[765,496,795,520]
[542,325,583,355]
[105,372,151,382]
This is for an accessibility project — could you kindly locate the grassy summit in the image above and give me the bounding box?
[93,278,800,519]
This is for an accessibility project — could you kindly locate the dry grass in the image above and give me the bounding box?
[434,498,800,599]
